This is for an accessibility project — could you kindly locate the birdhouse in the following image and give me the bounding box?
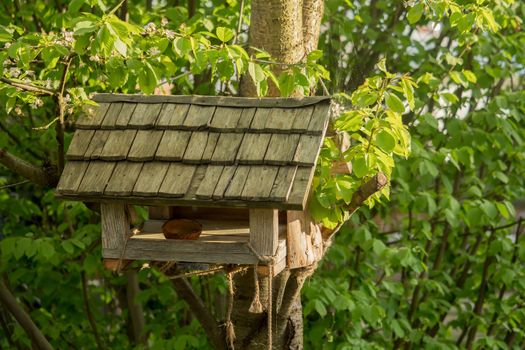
[55,94,330,275]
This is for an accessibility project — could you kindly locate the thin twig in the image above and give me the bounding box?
[81,271,105,349]
[0,77,56,95]
[0,180,29,190]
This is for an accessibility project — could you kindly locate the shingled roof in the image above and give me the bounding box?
[55,94,331,210]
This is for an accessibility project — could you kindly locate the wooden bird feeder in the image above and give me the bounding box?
[55,94,331,276]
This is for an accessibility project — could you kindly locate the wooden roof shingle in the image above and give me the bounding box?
[56,94,331,210]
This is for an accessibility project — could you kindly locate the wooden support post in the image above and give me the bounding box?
[286,210,323,269]
[101,202,129,269]
[249,209,279,256]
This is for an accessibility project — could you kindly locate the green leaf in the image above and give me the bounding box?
[74,21,97,36]
[375,130,396,153]
[352,157,368,178]
[385,92,405,113]
[138,62,158,94]
[216,27,234,43]
[278,72,295,97]
[407,3,424,25]
[400,78,415,110]
[248,62,265,83]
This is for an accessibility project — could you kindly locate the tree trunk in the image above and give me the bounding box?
[234,1,324,348]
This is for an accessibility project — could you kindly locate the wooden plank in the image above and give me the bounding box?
[182,105,215,129]
[249,108,269,132]
[201,132,219,162]
[236,133,271,164]
[66,130,95,160]
[235,108,257,130]
[155,130,191,161]
[84,130,110,159]
[290,105,315,132]
[196,166,224,199]
[264,134,300,165]
[155,103,190,128]
[127,130,164,161]
[293,134,322,166]
[56,161,89,194]
[100,102,123,129]
[101,203,129,250]
[76,102,110,128]
[115,103,137,128]
[223,166,250,199]
[264,108,296,132]
[93,93,330,108]
[182,132,209,163]
[240,166,279,201]
[184,165,207,198]
[249,209,279,256]
[258,239,287,276]
[105,162,143,196]
[158,163,197,197]
[208,107,243,131]
[99,130,137,160]
[128,103,163,128]
[307,103,330,134]
[286,211,323,268]
[77,161,116,195]
[210,133,244,164]
[132,162,170,196]
[212,166,236,199]
[269,166,297,201]
[286,166,314,209]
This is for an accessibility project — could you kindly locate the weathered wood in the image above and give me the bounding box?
[128,130,164,161]
[235,108,257,130]
[212,166,237,199]
[287,166,314,210]
[307,103,330,134]
[101,202,129,250]
[201,132,219,162]
[128,103,163,128]
[155,103,190,128]
[99,130,137,160]
[290,105,315,132]
[208,107,243,130]
[223,166,250,199]
[293,134,322,165]
[66,130,95,160]
[182,132,209,163]
[210,133,244,164]
[77,161,116,195]
[249,209,279,256]
[196,166,224,199]
[286,211,323,268]
[93,93,330,108]
[56,161,89,194]
[105,162,143,196]
[184,165,207,198]
[182,105,215,129]
[142,219,250,238]
[264,134,300,165]
[236,133,271,164]
[158,163,197,197]
[115,103,138,128]
[84,130,110,159]
[264,108,296,131]
[132,162,170,196]
[249,108,269,131]
[257,239,287,276]
[76,102,110,128]
[155,130,191,161]
[269,166,297,201]
[240,166,279,200]
[100,102,123,129]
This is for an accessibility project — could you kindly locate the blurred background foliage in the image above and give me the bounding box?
[0,0,524,349]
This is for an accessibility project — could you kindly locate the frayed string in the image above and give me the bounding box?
[249,264,263,313]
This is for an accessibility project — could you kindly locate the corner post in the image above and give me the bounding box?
[249,209,279,256]
[101,202,129,252]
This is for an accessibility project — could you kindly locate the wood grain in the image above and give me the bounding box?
[182,105,215,129]
[127,130,164,161]
[115,103,138,128]
[158,163,197,197]
[77,161,116,195]
[84,130,110,159]
[128,103,163,128]
[290,105,315,132]
[66,130,95,160]
[264,134,300,165]
[105,162,143,196]
[196,166,224,199]
[100,102,123,129]
[286,166,314,210]
[155,130,191,161]
[76,102,110,128]
[240,166,279,201]
[292,134,322,165]
[99,130,137,160]
[101,203,129,250]
[155,103,190,128]
[307,103,330,134]
[212,166,236,199]
[201,132,219,162]
[249,209,279,256]
[132,162,170,196]
[235,108,257,130]
[210,133,244,164]
[56,161,89,194]
[236,133,271,164]
[223,166,250,199]
[269,166,297,201]
[208,107,243,130]
[182,132,209,163]
[264,108,296,132]
[286,210,323,268]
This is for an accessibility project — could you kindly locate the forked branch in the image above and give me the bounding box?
[0,148,58,187]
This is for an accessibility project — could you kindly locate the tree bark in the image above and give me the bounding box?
[0,148,58,187]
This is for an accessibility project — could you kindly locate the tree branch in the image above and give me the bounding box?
[81,271,105,349]
[0,280,54,350]
[125,270,146,345]
[0,77,56,96]
[171,274,227,350]
[0,148,58,187]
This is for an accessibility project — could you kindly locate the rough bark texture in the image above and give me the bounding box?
[234,1,325,348]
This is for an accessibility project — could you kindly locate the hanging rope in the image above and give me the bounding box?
[225,270,236,349]
[249,263,264,313]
